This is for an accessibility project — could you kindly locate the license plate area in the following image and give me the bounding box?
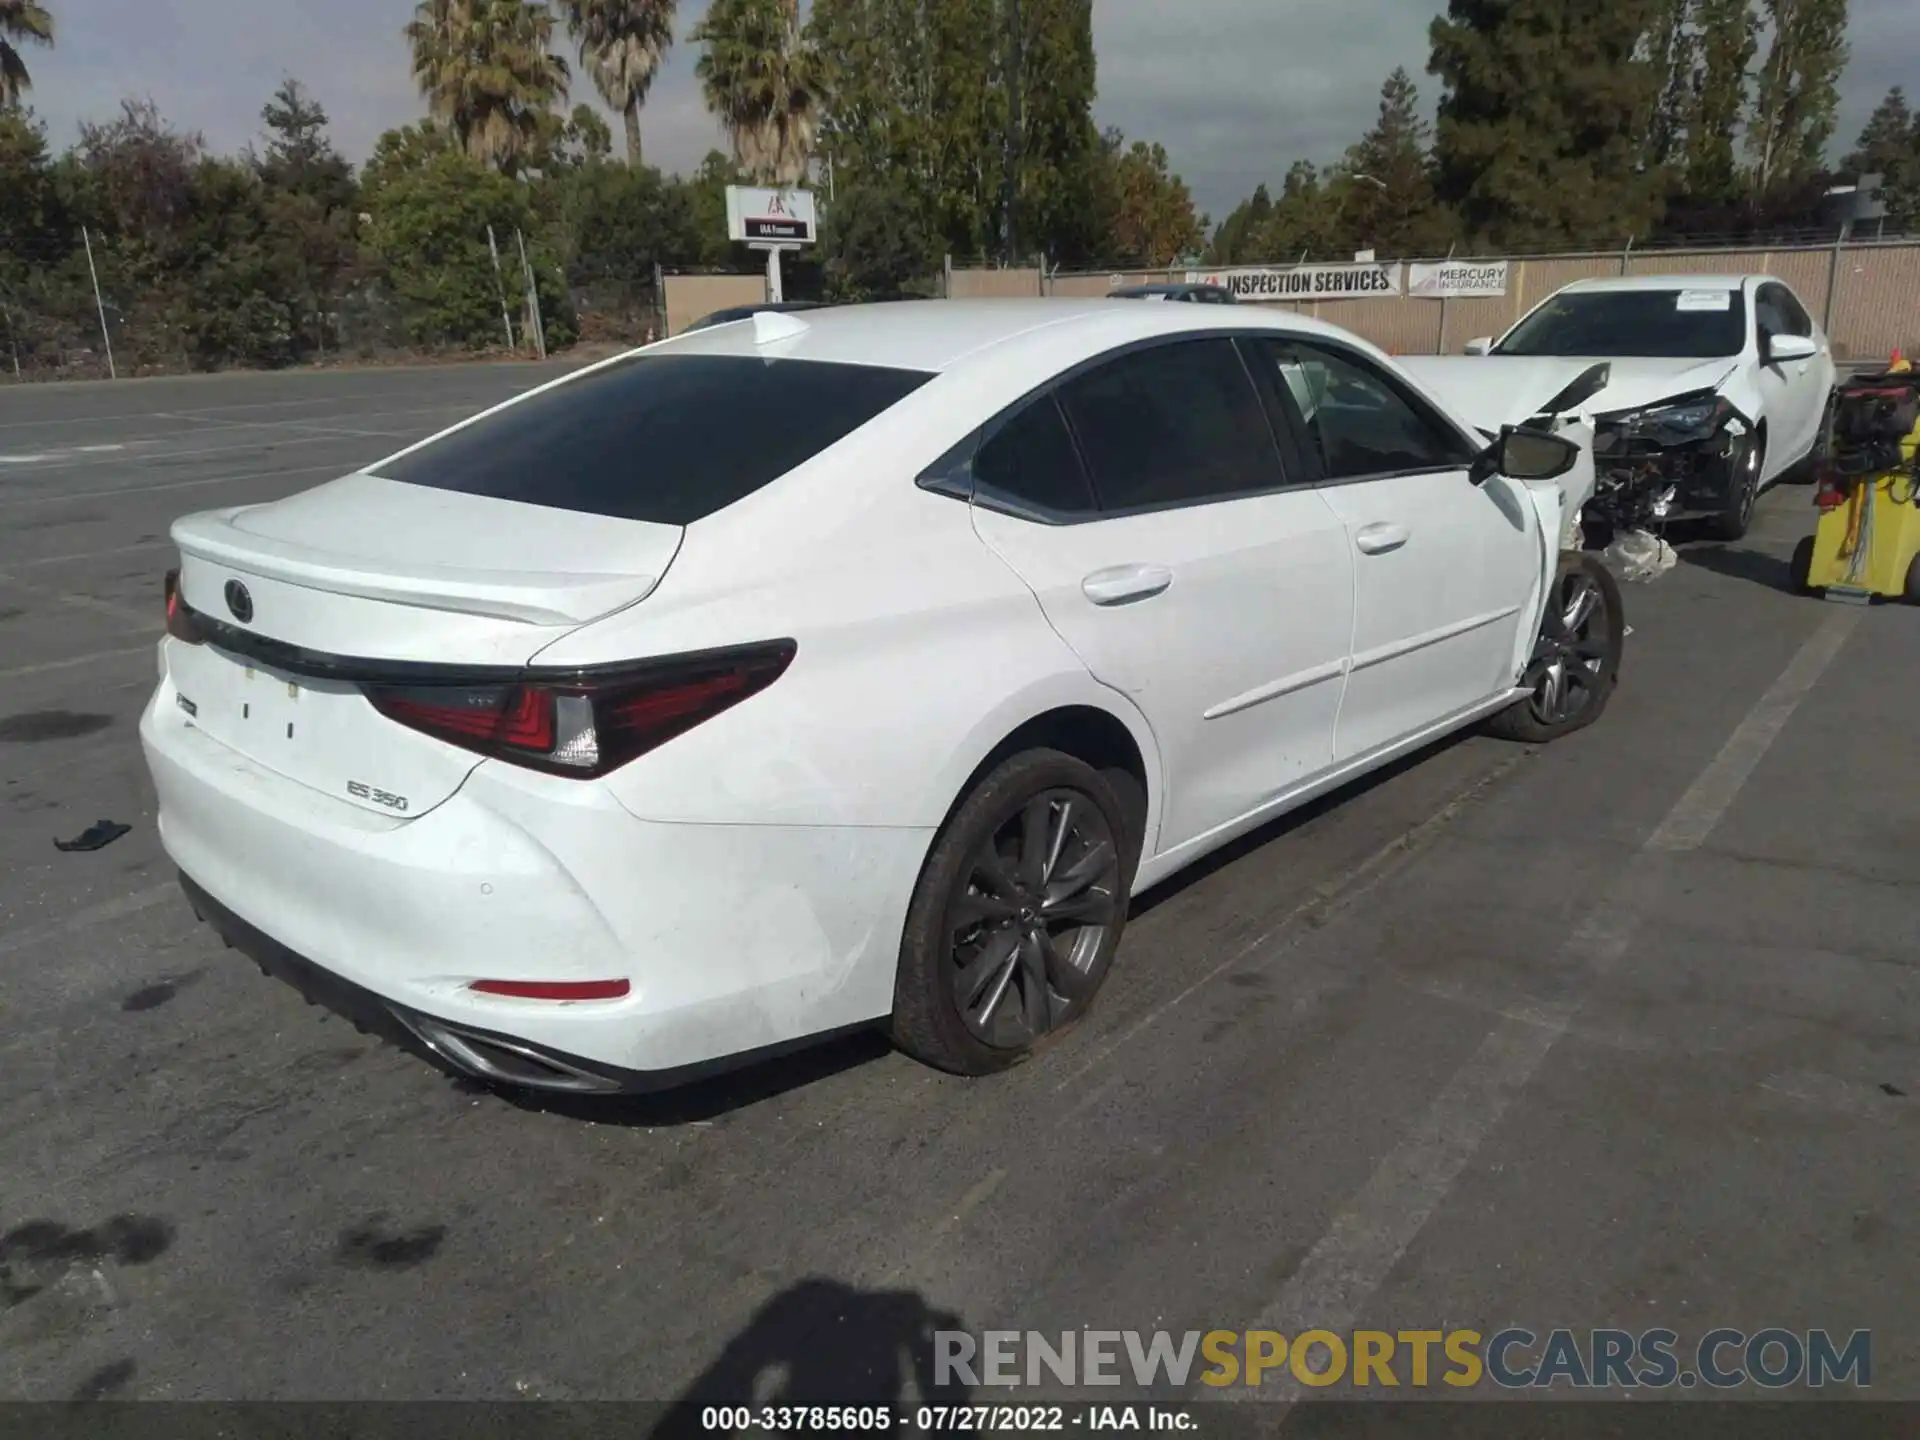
[167,641,482,817]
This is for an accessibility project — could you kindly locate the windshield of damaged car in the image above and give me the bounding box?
[1495,291,1746,359]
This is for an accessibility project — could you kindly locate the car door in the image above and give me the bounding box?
[1242,336,1538,764]
[1754,282,1829,472]
[962,336,1356,858]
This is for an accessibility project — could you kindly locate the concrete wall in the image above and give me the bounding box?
[992,241,1920,364]
[662,273,768,337]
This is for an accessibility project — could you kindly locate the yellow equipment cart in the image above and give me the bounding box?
[1792,364,1920,605]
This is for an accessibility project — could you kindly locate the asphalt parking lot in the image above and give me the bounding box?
[1,362,1916,1409]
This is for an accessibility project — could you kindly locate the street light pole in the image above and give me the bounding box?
[1002,0,1022,266]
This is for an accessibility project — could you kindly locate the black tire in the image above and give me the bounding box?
[1702,432,1764,541]
[1790,535,1818,595]
[1906,554,1920,606]
[1486,552,1626,744]
[1785,395,1837,484]
[891,749,1139,1076]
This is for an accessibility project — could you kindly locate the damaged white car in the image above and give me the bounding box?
[1419,274,1836,542]
[142,301,1624,1093]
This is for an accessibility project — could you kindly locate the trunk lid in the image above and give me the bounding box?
[168,473,685,817]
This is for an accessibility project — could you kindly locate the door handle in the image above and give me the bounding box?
[1081,564,1173,606]
[1355,523,1410,555]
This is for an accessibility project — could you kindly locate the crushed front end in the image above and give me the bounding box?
[1586,390,1753,539]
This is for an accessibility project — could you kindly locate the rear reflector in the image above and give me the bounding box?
[364,640,796,779]
[469,978,631,1001]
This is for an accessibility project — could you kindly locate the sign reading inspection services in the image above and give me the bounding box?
[1408,259,1511,298]
[1185,263,1404,300]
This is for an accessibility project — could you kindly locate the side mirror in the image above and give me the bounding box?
[1473,425,1581,485]
[1463,337,1494,356]
[1766,333,1818,363]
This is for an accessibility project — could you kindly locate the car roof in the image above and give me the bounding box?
[1556,274,1759,295]
[650,297,1356,375]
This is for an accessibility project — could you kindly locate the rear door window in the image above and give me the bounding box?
[1053,338,1290,511]
[372,355,933,526]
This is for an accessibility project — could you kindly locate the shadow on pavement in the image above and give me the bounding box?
[1679,543,1795,593]
[651,1278,972,1435]
[483,1028,897,1127]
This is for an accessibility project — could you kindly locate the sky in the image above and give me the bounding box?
[21,0,1920,223]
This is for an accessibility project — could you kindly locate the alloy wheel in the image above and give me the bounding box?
[1523,569,1613,727]
[945,788,1121,1049]
[1731,437,1762,526]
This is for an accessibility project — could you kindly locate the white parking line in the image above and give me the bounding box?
[1223,606,1862,1408]
[0,457,361,507]
[1,538,172,569]
[0,642,155,680]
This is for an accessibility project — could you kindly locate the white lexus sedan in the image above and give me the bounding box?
[1455,274,1837,540]
[141,300,1624,1095]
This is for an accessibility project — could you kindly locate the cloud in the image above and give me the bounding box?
[21,0,1918,221]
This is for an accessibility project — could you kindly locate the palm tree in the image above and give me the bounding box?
[0,0,53,110]
[405,0,569,174]
[691,0,819,186]
[558,0,674,167]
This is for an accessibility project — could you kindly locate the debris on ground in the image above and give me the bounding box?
[53,820,132,853]
[1603,529,1679,583]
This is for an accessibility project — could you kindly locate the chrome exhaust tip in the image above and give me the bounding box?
[399,1014,624,1095]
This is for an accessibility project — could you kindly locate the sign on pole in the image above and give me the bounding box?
[725,186,818,246]
[1407,260,1510,299]
[1184,262,1403,301]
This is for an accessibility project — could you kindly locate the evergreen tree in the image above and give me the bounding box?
[1010,0,1103,266]
[1336,67,1450,257]
[1842,86,1920,230]
[1429,0,1668,249]
[1687,0,1758,201]
[1747,0,1848,200]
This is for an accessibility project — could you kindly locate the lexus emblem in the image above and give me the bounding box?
[224,579,254,624]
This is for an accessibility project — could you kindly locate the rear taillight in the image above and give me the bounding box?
[164,569,205,644]
[363,640,796,779]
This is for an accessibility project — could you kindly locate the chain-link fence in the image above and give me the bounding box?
[0,225,666,383]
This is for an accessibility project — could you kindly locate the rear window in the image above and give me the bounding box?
[371,354,933,525]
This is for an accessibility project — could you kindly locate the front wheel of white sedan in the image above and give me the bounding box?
[1486,552,1626,745]
[891,750,1138,1075]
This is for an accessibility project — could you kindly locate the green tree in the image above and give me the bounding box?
[1686,0,1759,202]
[254,80,358,360]
[819,170,938,298]
[1098,131,1204,268]
[559,0,674,165]
[362,126,573,348]
[0,0,52,110]
[1747,0,1849,201]
[1207,183,1273,264]
[1008,0,1103,266]
[1429,0,1668,249]
[692,0,819,184]
[808,0,1003,263]
[1842,86,1920,230]
[405,0,571,174]
[1334,67,1450,257]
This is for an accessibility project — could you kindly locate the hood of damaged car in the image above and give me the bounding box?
[1402,355,1741,431]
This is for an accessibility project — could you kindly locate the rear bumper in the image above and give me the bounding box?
[177,874,849,1094]
[139,666,931,1092]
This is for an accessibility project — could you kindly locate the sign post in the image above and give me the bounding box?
[726,186,818,306]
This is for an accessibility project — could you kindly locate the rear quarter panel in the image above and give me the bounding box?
[527,449,1164,837]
